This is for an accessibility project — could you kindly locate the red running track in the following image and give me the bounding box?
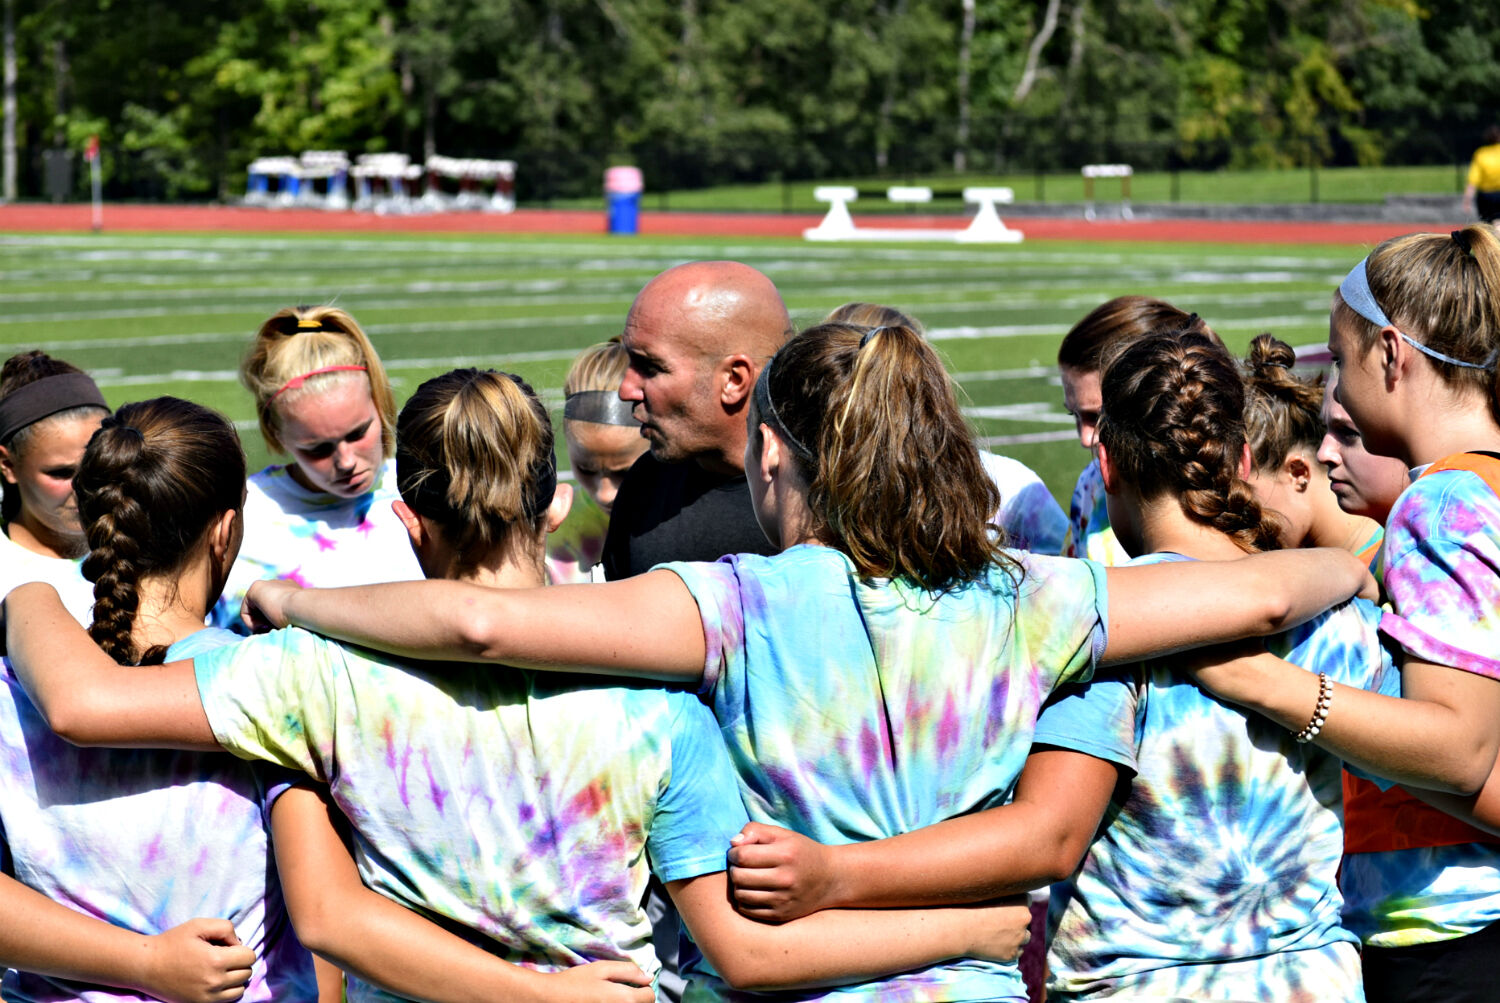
[0,202,1466,245]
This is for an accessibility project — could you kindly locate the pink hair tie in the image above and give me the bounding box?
[272,365,368,400]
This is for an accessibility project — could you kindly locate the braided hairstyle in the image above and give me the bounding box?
[1097,329,1282,554]
[76,398,245,665]
[757,321,1009,592]
[1241,333,1325,473]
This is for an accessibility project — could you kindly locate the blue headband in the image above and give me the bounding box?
[1339,257,1497,370]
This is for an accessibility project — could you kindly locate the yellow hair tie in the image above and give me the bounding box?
[296,318,324,331]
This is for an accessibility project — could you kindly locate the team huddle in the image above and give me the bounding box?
[0,228,1496,1003]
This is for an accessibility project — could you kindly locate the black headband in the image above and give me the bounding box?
[752,358,816,464]
[563,390,640,427]
[0,373,108,444]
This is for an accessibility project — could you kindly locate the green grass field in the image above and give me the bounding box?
[0,231,1366,513]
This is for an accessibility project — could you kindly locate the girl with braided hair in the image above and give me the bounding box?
[211,305,420,630]
[1167,226,1500,1002]
[0,397,321,1003]
[1024,328,1399,1001]
[1240,333,1385,564]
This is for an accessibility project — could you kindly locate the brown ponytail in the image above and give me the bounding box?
[1097,329,1282,554]
[395,368,555,564]
[1241,333,1325,472]
[77,398,246,665]
[758,322,1010,592]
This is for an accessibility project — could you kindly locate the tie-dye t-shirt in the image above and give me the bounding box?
[1035,554,1398,1003]
[1346,466,1500,947]
[211,458,422,631]
[665,545,1108,1003]
[0,628,316,1003]
[192,627,748,1003]
[545,490,610,584]
[980,451,1068,556]
[1060,459,1130,566]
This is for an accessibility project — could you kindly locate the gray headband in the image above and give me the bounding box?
[0,373,107,443]
[752,358,816,464]
[563,390,640,427]
[1339,257,1498,370]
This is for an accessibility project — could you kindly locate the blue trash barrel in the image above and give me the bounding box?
[605,166,644,235]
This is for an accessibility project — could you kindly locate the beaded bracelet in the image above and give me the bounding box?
[1294,672,1333,743]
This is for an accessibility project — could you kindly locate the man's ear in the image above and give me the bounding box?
[720,355,757,407]
[544,482,573,534]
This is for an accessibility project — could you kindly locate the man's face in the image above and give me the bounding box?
[618,298,722,465]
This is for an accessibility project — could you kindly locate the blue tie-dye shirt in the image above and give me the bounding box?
[1348,466,1500,947]
[1060,459,1129,566]
[193,626,748,1003]
[0,628,316,1003]
[1036,553,1398,1003]
[666,545,1108,1003]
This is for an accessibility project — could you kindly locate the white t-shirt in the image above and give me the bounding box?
[211,458,423,630]
[981,451,1068,556]
[0,528,94,626]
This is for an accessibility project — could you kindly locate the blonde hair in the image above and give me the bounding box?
[563,339,629,396]
[1337,225,1500,412]
[824,302,922,332]
[758,321,1009,592]
[240,305,396,457]
[395,368,554,562]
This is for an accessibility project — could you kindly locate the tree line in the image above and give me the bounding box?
[3,0,1498,201]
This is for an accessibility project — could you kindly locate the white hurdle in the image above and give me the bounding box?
[803,185,1023,243]
[1082,164,1133,220]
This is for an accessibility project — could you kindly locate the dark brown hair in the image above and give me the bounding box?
[1336,224,1500,416]
[395,368,553,564]
[1057,296,1216,372]
[77,397,246,665]
[757,321,1009,592]
[0,351,109,522]
[1098,329,1282,554]
[1242,333,1325,472]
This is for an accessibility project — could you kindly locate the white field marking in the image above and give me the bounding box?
[0,291,639,326]
[927,311,1328,342]
[6,313,627,353]
[951,365,1055,381]
[0,233,1354,272]
[979,430,1079,446]
[90,348,586,389]
[962,402,1077,425]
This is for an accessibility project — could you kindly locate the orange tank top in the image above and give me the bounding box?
[1344,452,1500,854]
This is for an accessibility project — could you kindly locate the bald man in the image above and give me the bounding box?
[602,261,792,581]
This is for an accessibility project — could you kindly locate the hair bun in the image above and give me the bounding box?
[1247,333,1296,373]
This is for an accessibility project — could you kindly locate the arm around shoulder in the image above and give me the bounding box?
[1101,547,1370,665]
